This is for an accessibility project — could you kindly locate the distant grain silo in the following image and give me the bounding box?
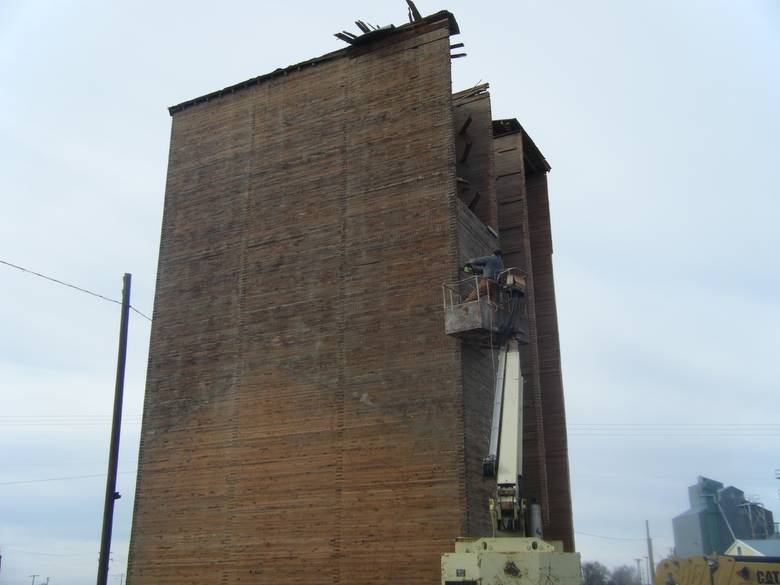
[126,8,573,585]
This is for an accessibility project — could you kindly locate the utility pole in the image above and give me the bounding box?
[30,575,39,585]
[646,519,656,583]
[635,558,643,585]
[775,468,779,501]
[96,274,132,585]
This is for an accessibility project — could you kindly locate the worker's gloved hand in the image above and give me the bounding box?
[463,265,474,274]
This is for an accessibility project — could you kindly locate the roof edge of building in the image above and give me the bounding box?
[168,10,459,116]
[493,119,552,173]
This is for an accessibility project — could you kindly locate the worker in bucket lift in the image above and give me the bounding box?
[463,249,504,302]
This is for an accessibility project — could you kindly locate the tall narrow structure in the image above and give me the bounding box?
[127,10,573,585]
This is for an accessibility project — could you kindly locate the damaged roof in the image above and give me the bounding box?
[168,10,459,116]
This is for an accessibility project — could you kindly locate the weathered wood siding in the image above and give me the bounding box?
[455,200,498,537]
[128,14,576,585]
[526,171,574,551]
[453,90,497,230]
[494,130,550,532]
[493,128,574,551]
[127,16,468,585]
[453,88,498,537]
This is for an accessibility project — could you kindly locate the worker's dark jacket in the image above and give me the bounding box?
[466,254,504,280]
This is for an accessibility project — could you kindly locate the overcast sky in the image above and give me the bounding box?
[1,1,779,583]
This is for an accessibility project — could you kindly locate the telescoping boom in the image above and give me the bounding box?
[441,263,580,585]
[482,339,540,537]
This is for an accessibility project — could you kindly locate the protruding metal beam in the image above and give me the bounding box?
[458,140,473,164]
[406,0,423,22]
[458,113,472,135]
[468,191,481,211]
[334,32,356,44]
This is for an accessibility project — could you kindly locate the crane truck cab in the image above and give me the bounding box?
[655,555,780,585]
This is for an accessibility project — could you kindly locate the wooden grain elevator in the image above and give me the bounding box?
[127,8,574,585]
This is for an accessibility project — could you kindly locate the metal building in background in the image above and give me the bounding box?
[673,476,776,557]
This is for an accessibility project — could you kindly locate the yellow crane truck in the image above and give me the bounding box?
[441,272,581,585]
[655,555,780,585]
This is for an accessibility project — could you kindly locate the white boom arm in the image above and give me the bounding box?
[497,340,523,487]
[483,339,525,534]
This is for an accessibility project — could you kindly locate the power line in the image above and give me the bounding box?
[0,259,151,321]
[568,423,780,427]
[575,530,646,541]
[5,462,115,468]
[567,422,780,437]
[0,470,136,486]
[2,414,778,435]
[0,422,143,427]
[0,415,142,418]
[5,548,99,557]
[0,415,773,426]
[0,414,143,427]
[130,305,151,321]
[570,433,780,438]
